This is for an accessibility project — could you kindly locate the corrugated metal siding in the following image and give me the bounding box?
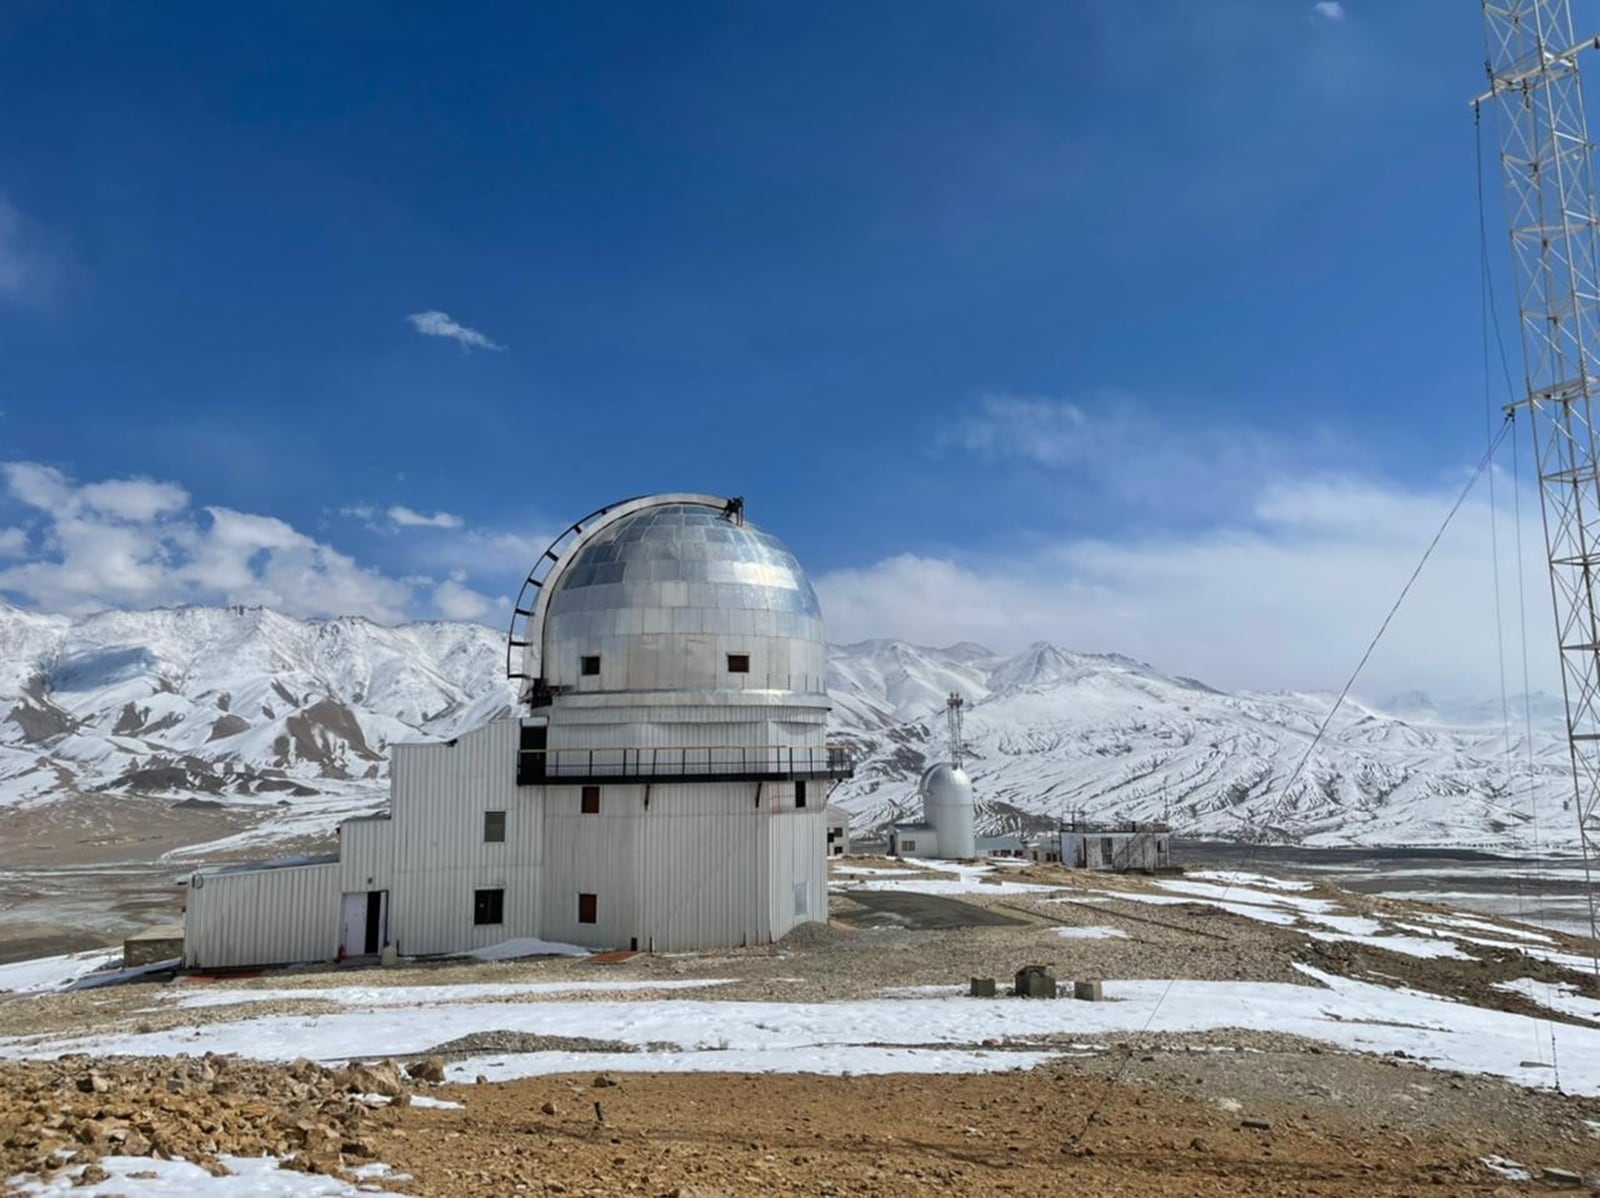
[540,783,645,949]
[538,781,779,952]
[339,819,393,891]
[184,862,340,970]
[387,719,543,957]
[633,783,770,951]
[768,806,826,940]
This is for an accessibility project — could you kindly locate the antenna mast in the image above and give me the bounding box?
[945,692,965,768]
[1479,0,1600,943]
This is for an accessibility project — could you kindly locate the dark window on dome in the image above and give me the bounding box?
[795,780,807,809]
[578,892,598,924]
[474,888,504,926]
[580,655,600,676]
[727,653,750,674]
[581,785,601,814]
[484,810,506,842]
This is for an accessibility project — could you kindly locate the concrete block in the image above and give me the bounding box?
[1074,980,1103,1002]
[123,925,184,968]
[1013,965,1057,999]
[969,977,996,998]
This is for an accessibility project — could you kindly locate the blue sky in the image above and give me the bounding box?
[0,1,1561,694]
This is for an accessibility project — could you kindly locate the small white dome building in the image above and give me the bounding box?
[919,763,976,859]
[888,694,977,861]
[183,493,853,968]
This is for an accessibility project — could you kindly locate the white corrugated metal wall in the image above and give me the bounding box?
[184,862,340,970]
[386,719,542,957]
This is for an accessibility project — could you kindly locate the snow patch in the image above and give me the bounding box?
[5,1154,408,1196]
[1051,926,1129,940]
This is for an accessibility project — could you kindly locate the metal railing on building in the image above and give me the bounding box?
[516,742,855,786]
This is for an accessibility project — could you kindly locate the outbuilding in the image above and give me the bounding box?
[1059,821,1172,872]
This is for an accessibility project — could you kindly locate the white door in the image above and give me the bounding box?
[339,892,367,957]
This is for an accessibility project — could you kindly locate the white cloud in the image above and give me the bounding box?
[388,505,464,529]
[406,310,505,352]
[79,478,190,522]
[432,576,496,622]
[1312,1,1345,20]
[0,462,414,622]
[817,467,1546,700]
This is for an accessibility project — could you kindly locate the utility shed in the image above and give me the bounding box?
[1059,821,1172,873]
[824,804,851,857]
[183,493,854,970]
[888,821,937,858]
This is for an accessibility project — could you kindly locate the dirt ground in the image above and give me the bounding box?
[4,1052,1598,1197]
[372,1066,1600,1197]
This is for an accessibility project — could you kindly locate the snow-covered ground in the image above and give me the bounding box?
[3,965,1595,1095]
[0,949,121,995]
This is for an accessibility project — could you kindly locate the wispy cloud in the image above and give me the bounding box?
[818,466,1539,700]
[0,196,65,307]
[944,391,1346,517]
[1312,1,1345,20]
[387,505,463,530]
[406,310,505,352]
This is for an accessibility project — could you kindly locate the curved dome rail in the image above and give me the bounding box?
[504,492,739,704]
[504,496,647,697]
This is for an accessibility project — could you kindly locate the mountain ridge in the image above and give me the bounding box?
[0,603,1575,852]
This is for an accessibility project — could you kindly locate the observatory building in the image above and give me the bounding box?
[887,693,977,860]
[183,493,853,969]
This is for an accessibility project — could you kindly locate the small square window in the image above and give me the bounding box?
[578,892,598,924]
[580,655,601,676]
[474,888,504,926]
[795,780,807,809]
[484,810,506,842]
[902,839,916,853]
[581,785,601,814]
[727,653,750,673]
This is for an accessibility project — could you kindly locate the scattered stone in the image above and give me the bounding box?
[75,1073,109,1095]
[406,1055,446,1084]
[1241,1118,1272,1132]
[1540,1166,1583,1186]
[540,1101,559,1116]
[593,1074,619,1088]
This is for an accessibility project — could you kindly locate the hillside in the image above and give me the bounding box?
[0,604,1575,851]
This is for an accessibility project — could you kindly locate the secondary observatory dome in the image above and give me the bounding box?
[920,761,976,859]
[533,497,827,696]
[919,763,973,804]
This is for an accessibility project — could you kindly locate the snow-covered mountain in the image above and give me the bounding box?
[825,640,1577,851]
[0,604,515,840]
[0,603,1577,851]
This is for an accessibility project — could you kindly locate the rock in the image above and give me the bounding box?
[76,1073,110,1095]
[540,1101,559,1116]
[593,1074,618,1088]
[406,1056,446,1084]
[1241,1118,1272,1132]
[76,1162,110,1185]
[1540,1166,1582,1185]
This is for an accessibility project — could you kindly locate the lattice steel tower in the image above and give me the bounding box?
[1480,0,1600,938]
